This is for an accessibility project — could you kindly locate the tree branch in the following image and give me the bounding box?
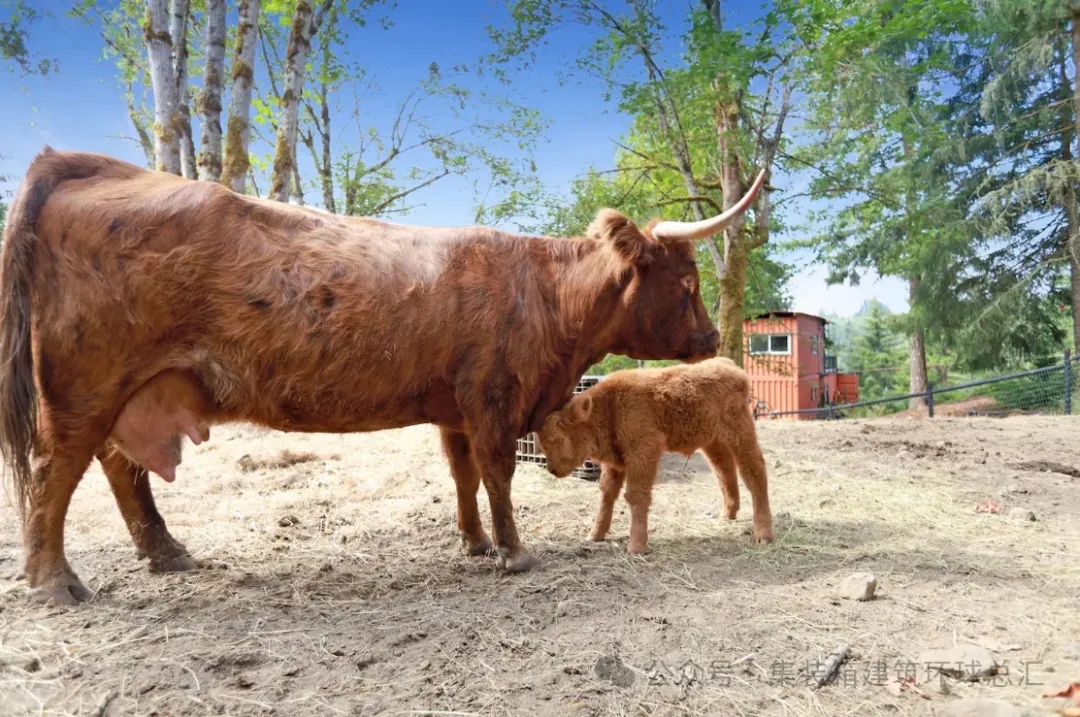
[656,194,723,213]
[368,170,453,215]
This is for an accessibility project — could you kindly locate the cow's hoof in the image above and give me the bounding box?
[723,504,739,520]
[752,525,774,544]
[495,551,540,573]
[28,576,93,605]
[627,544,647,555]
[150,553,198,573]
[460,533,493,557]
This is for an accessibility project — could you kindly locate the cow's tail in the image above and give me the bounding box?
[0,147,62,523]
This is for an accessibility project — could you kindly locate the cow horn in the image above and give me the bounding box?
[651,169,767,241]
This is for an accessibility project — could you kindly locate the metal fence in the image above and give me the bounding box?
[515,375,604,480]
[761,350,1079,420]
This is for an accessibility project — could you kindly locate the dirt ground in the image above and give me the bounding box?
[2,415,1079,717]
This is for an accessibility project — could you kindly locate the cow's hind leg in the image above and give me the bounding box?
[701,440,740,520]
[590,465,625,543]
[22,447,95,605]
[97,447,196,572]
[439,428,493,557]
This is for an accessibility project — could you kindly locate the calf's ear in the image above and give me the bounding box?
[587,208,654,267]
[566,395,593,424]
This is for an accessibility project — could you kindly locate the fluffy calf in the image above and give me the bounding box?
[535,357,773,554]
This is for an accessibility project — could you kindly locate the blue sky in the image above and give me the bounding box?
[0,0,908,318]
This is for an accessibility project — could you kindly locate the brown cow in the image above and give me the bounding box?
[0,146,765,605]
[534,356,773,554]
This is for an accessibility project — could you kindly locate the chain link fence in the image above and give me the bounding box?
[761,351,1079,420]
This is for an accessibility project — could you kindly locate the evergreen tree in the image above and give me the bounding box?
[847,300,906,400]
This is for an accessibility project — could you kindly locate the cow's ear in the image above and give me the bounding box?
[567,395,593,424]
[587,209,654,266]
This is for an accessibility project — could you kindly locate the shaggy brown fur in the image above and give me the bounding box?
[535,357,773,554]
[0,147,763,605]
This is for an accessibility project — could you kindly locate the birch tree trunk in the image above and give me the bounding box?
[169,0,195,179]
[197,0,226,182]
[144,0,181,175]
[221,0,261,194]
[269,0,331,202]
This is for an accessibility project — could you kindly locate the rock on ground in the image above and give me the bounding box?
[918,644,999,682]
[1007,507,1036,521]
[836,572,877,601]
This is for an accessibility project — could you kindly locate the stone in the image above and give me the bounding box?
[1064,641,1080,659]
[1007,507,1036,522]
[918,644,999,682]
[1000,484,1028,496]
[939,697,1029,717]
[594,655,635,688]
[836,572,877,601]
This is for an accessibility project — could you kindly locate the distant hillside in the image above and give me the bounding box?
[819,300,895,372]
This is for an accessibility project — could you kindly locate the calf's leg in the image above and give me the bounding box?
[730,414,774,544]
[701,440,740,520]
[439,428,493,556]
[97,448,196,572]
[590,465,625,542]
[622,452,661,555]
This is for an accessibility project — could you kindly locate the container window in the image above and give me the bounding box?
[749,333,791,355]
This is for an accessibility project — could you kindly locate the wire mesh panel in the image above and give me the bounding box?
[515,376,602,481]
[761,353,1080,421]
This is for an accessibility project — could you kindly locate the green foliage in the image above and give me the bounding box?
[1,1,57,76]
[845,300,906,401]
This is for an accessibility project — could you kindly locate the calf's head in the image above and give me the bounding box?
[536,395,595,478]
[589,170,766,364]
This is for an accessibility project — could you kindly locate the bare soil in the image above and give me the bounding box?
[2,415,1079,717]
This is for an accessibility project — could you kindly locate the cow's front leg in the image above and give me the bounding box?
[97,448,196,573]
[439,427,493,556]
[472,434,539,573]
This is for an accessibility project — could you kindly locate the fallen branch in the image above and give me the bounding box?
[811,643,850,689]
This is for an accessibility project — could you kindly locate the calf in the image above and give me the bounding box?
[535,357,773,554]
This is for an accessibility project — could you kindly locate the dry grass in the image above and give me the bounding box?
[1,416,1079,716]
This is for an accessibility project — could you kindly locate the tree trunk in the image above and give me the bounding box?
[1069,8,1080,353]
[318,6,337,212]
[319,88,334,211]
[718,239,748,365]
[125,85,155,168]
[169,0,195,179]
[269,0,331,202]
[197,0,226,182]
[144,0,181,175]
[221,0,261,194]
[908,276,929,410]
[714,93,753,367]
